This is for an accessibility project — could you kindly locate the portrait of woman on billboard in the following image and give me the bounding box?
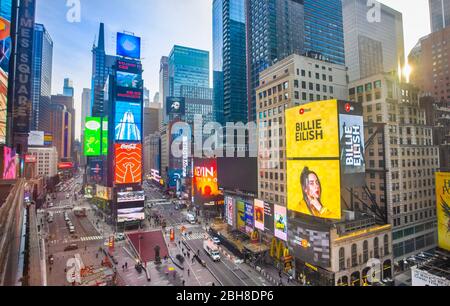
[299,167,332,218]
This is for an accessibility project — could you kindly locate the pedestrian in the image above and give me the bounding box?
[182,279,185,286]
[187,269,190,277]
[122,264,124,272]
[125,262,128,270]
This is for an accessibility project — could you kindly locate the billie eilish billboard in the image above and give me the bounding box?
[285,100,365,220]
[436,172,450,252]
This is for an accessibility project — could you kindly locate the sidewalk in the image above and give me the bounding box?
[28,206,43,286]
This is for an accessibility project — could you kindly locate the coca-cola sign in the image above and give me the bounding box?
[114,143,142,185]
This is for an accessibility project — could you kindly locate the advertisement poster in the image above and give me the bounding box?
[436,172,450,252]
[225,196,234,227]
[114,101,142,142]
[117,71,142,89]
[102,118,108,156]
[84,117,101,156]
[339,101,365,187]
[117,191,145,203]
[274,205,287,241]
[0,0,12,144]
[168,169,182,188]
[117,207,145,223]
[254,199,265,231]
[117,32,141,59]
[287,159,341,220]
[236,200,246,233]
[96,185,112,201]
[285,100,339,159]
[288,218,331,267]
[264,201,274,234]
[166,97,186,116]
[28,131,45,146]
[89,159,103,184]
[193,159,223,205]
[2,146,16,179]
[245,201,254,234]
[114,143,142,185]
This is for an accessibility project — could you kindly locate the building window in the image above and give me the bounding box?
[363,240,369,262]
[384,235,389,255]
[374,237,380,259]
[351,244,358,267]
[339,247,345,271]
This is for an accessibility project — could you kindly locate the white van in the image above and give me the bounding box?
[186,213,196,224]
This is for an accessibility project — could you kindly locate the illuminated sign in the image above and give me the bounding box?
[288,218,331,267]
[89,158,103,184]
[116,87,142,101]
[436,172,450,252]
[44,133,53,146]
[28,131,44,146]
[117,191,145,203]
[3,146,16,179]
[274,205,287,241]
[168,169,182,188]
[84,185,94,199]
[117,71,142,89]
[84,117,101,156]
[193,159,223,205]
[0,1,12,144]
[102,118,108,156]
[264,201,274,234]
[96,185,112,201]
[254,199,265,231]
[117,32,141,59]
[166,97,186,116]
[117,60,142,74]
[150,169,162,183]
[114,143,142,185]
[225,196,234,227]
[236,200,246,233]
[117,207,145,223]
[58,162,74,169]
[114,101,142,142]
[245,201,254,234]
[286,100,364,220]
[25,155,37,163]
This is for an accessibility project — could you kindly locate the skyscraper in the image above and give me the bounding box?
[31,23,53,133]
[303,0,345,65]
[168,45,210,97]
[213,0,247,125]
[91,23,116,117]
[342,0,405,82]
[51,95,75,159]
[245,0,305,122]
[63,78,74,97]
[81,88,91,166]
[429,0,450,33]
[159,56,169,125]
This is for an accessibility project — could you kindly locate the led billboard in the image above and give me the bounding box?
[117,32,141,59]
[89,158,103,184]
[288,218,331,267]
[102,118,108,156]
[193,159,223,205]
[117,191,145,203]
[225,196,235,227]
[2,146,16,179]
[58,162,74,169]
[96,185,112,201]
[274,205,287,241]
[117,71,142,89]
[114,143,142,185]
[236,200,246,233]
[168,169,182,188]
[117,207,145,223]
[114,101,142,142]
[84,117,101,156]
[436,172,450,252]
[286,100,339,159]
[254,199,265,231]
[245,201,254,234]
[166,97,186,116]
[28,131,44,147]
[339,101,365,187]
[0,0,12,144]
[264,201,274,234]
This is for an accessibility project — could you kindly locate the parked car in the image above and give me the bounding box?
[48,202,54,208]
[69,226,75,234]
[63,244,78,252]
[212,237,221,245]
[115,233,125,241]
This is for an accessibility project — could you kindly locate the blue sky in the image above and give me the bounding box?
[36,0,429,140]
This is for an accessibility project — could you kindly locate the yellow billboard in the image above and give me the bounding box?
[285,100,339,159]
[436,172,450,252]
[287,160,341,219]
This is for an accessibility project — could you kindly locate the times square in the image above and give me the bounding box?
[0,0,448,298]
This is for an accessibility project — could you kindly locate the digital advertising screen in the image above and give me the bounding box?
[168,169,182,188]
[254,199,265,231]
[117,59,142,74]
[193,158,223,205]
[117,207,145,223]
[114,143,142,185]
[58,162,74,169]
[264,201,274,234]
[166,97,186,116]
[339,101,365,187]
[274,205,287,241]
[245,201,254,234]
[117,32,141,59]
[0,0,12,145]
[84,117,101,156]
[436,172,450,252]
[28,131,44,146]
[117,71,142,89]
[116,86,143,101]
[96,185,112,201]
[287,218,331,268]
[114,101,142,142]
[287,159,341,220]
[236,200,246,233]
[117,191,145,203]
[2,146,16,179]
[285,100,339,159]
[89,159,103,184]
[217,157,258,195]
[102,118,108,156]
[225,196,235,227]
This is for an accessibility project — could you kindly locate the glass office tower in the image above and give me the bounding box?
[304,0,345,65]
[213,0,247,125]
